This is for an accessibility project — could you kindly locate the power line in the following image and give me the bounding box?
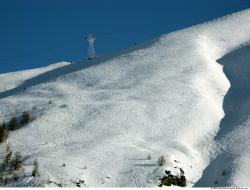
[0,37,84,64]
[0,2,249,65]
[0,23,162,65]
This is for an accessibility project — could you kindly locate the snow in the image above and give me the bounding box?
[0,61,70,93]
[0,9,250,187]
[195,42,250,187]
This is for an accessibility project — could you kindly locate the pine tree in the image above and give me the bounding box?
[10,152,23,170]
[3,150,12,171]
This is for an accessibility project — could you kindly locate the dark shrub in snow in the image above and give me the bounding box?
[21,111,30,125]
[147,154,151,160]
[157,155,166,166]
[222,169,227,176]
[32,159,39,177]
[9,117,18,130]
[159,168,187,187]
[0,123,8,143]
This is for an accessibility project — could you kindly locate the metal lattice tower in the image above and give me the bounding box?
[86,34,96,60]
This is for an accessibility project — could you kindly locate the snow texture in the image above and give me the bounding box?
[0,9,250,187]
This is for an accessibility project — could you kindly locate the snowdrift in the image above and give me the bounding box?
[0,9,250,187]
[196,42,250,187]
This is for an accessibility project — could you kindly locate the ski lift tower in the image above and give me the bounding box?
[86,34,96,60]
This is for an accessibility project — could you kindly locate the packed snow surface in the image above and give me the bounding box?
[0,9,250,187]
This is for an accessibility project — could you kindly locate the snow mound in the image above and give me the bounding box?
[0,9,250,187]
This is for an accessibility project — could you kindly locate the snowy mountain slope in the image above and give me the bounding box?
[196,43,250,187]
[0,61,70,93]
[0,9,250,187]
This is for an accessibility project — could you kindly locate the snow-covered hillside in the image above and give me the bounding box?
[0,9,250,187]
[195,42,250,187]
[0,62,70,93]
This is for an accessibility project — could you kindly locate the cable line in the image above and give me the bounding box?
[0,37,84,64]
[0,1,249,65]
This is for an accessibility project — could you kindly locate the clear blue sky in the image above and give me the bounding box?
[0,0,250,73]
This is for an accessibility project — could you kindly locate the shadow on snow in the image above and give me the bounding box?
[195,43,250,186]
[0,38,158,99]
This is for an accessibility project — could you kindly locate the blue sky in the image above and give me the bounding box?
[0,0,250,73]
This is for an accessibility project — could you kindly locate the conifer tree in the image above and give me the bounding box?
[11,152,23,170]
[3,150,12,171]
